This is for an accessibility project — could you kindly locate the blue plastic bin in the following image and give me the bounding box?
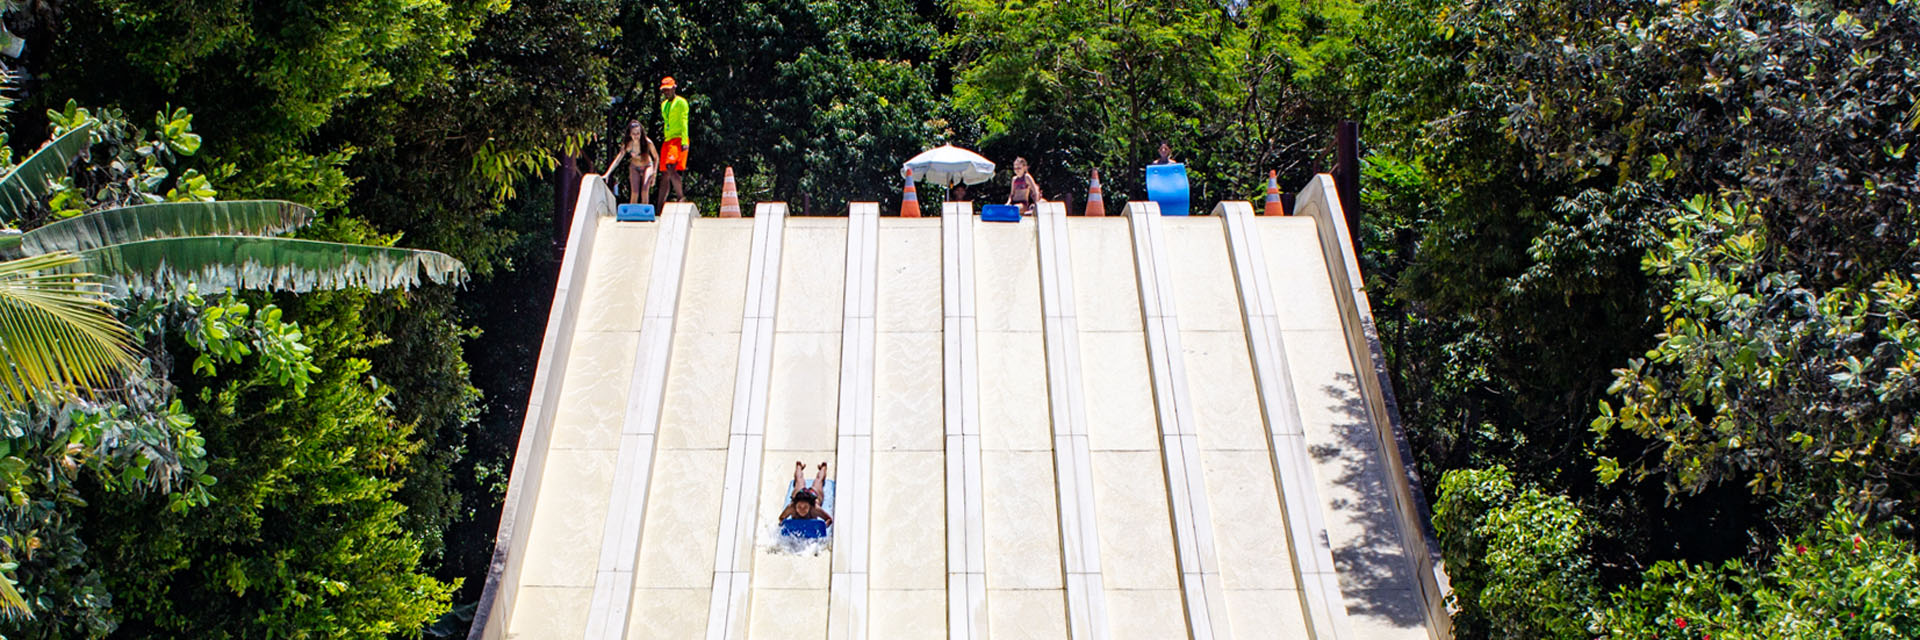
[981,204,1022,222]
[1146,164,1191,216]
[616,204,655,222]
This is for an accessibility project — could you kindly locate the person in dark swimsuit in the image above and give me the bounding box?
[779,461,833,525]
[1007,156,1043,215]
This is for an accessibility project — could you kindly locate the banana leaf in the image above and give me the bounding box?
[79,236,468,294]
[0,122,95,223]
[14,200,315,257]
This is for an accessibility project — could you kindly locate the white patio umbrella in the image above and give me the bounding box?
[902,144,996,187]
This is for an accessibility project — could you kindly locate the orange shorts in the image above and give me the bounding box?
[660,138,688,171]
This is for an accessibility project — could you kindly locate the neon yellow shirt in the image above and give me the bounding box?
[662,96,690,145]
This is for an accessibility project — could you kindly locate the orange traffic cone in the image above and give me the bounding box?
[1263,170,1284,216]
[719,167,742,218]
[900,168,922,218]
[1084,169,1107,217]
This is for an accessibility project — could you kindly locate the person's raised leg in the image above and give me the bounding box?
[812,462,828,490]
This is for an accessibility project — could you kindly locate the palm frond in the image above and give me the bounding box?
[16,200,315,256]
[0,252,137,409]
[0,567,30,621]
[0,122,95,224]
[79,237,468,294]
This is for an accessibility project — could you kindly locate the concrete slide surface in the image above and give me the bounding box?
[476,177,1447,640]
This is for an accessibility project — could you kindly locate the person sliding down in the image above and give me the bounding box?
[655,76,691,207]
[779,461,832,526]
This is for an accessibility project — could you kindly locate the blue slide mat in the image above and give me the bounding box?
[616,204,656,221]
[779,479,835,539]
[981,204,1021,222]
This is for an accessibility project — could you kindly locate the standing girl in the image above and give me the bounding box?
[1007,156,1043,215]
[604,120,658,205]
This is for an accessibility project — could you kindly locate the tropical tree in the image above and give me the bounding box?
[0,106,465,405]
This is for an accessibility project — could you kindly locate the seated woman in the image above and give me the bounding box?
[779,461,833,526]
[603,120,659,205]
[1007,157,1043,215]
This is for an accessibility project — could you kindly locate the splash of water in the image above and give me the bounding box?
[757,520,833,556]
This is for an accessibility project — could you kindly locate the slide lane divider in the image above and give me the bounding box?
[1124,202,1229,640]
[828,203,880,639]
[704,203,789,640]
[584,203,697,639]
[1035,203,1112,640]
[942,203,988,640]
[1217,201,1353,638]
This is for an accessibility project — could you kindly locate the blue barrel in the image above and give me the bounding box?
[1146,164,1190,216]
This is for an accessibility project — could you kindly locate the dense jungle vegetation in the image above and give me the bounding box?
[0,0,1913,637]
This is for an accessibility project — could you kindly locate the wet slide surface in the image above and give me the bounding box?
[479,178,1446,640]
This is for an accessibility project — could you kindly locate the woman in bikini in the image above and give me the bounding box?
[1007,156,1043,215]
[603,120,658,205]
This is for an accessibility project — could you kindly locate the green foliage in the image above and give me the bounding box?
[0,343,209,637]
[1590,504,1920,639]
[1596,196,1920,518]
[1432,466,1594,639]
[79,286,456,639]
[611,0,940,214]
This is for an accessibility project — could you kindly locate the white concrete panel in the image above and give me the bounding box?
[873,332,944,452]
[1078,332,1158,452]
[777,219,850,333]
[676,223,755,333]
[868,589,948,640]
[518,449,618,587]
[871,451,947,589]
[1199,450,1298,591]
[1087,451,1180,590]
[1257,217,1343,332]
[748,588,829,639]
[1223,589,1311,640]
[976,330,1053,452]
[551,332,640,451]
[765,332,843,450]
[656,330,742,450]
[1066,219,1144,333]
[634,450,727,589]
[877,220,945,332]
[578,224,658,333]
[982,450,1064,590]
[1179,331,1267,452]
[627,588,714,639]
[974,220,1044,332]
[505,586,592,639]
[989,589,1071,640]
[1161,218,1245,333]
[1104,590,1191,640]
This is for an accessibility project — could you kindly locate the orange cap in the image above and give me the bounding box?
[659,76,676,90]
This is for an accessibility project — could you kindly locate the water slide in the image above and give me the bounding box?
[468,175,1452,639]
